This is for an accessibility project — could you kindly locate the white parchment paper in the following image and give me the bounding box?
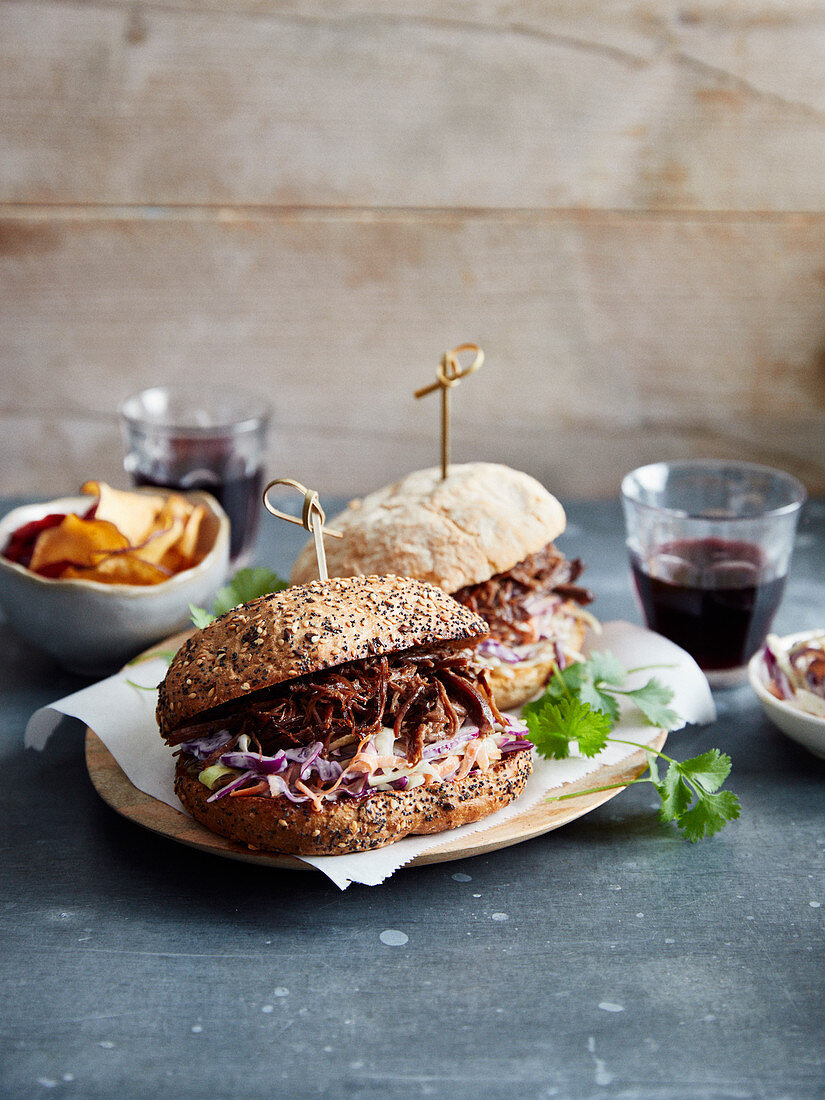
[25,621,716,889]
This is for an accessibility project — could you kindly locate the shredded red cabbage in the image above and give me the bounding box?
[206,769,257,801]
[421,726,480,761]
[264,773,312,805]
[177,729,233,760]
[220,741,324,777]
[764,640,793,700]
[501,715,530,736]
[499,736,533,753]
[334,774,370,799]
[523,594,562,616]
[478,639,522,665]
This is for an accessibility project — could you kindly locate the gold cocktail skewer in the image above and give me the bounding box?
[414,343,484,479]
[262,478,342,583]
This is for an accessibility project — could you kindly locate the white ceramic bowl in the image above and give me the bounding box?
[0,491,230,676]
[748,632,825,760]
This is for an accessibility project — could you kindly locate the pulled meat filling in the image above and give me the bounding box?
[452,542,593,645]
[171,647,503,766]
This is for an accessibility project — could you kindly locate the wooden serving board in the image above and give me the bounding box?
[85,728,667,872]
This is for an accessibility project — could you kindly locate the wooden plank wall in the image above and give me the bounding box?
[2,1,825,499]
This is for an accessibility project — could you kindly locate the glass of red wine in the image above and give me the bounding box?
[621,460,806,687]
[119,385,271,569]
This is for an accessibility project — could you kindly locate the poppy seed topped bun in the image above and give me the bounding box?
[289,463,567,591]
[157,573,532,856]
[157,574,488,739]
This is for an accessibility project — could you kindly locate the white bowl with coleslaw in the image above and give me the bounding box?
[748,631,825,760]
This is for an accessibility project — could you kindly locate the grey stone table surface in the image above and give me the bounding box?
[1,494,823,1100]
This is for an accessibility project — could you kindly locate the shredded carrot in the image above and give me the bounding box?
[372,755,405,771]
[295,779,324,813]
[475,740,500,773]
[433,754,461,778]
[487,742,502,766]
[229,780,268,798]
[454,740,482,781]
[323,750,404,797]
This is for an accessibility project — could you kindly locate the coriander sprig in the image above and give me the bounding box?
[523,653,740,842]
[189,566,287,629]
[127,567,289,686]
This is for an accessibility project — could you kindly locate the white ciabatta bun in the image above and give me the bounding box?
[290,463,567,592]
[156,574,487,739]
[174,747,532,855]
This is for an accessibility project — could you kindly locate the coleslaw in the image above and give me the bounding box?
[763,631,825,718]
[177,714,533,808]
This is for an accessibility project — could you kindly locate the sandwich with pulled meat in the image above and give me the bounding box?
[290,463,597,710]
[157,574,532,855]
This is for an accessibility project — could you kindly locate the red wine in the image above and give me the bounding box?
[134,469,264,564]
[630,537,786,671]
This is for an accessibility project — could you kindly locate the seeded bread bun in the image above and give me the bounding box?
[156,574,487,740]
[174,746,532,855]
[289,463,566,591]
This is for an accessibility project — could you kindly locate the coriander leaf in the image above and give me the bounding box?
[540,661,587,702]
[574,703,614,756]
[190,567,288,628]
[656,763,694,823]
[677,748,732,794]
[623,677,680,729]
[524,699,576,759]
[189,603,216,630]
[213,567,287,616]
[540,658,622,721]
[585,651,627,686]
[677,789,741,842]
[578,678,621,723]
[526,695,611,760]
[521,694,544,722]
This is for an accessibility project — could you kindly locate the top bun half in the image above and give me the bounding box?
[290,463,566,592]
[157,573,487,738]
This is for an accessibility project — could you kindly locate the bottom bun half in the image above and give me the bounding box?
[175,748,533,856]
[487,659,560,712]
[485,616,589,712]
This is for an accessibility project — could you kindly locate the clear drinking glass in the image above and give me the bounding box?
[621,460,807,686]
[120,384,271,569]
